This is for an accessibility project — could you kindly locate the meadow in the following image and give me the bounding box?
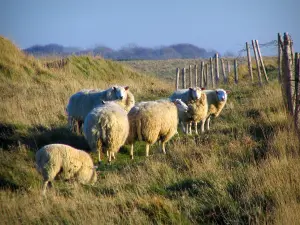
[1,36,300,224]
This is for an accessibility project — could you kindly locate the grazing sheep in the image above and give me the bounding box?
[127,99,187,159]
[83,101,129,164]
[66,86,134,134]
[35,144,97,195]
[202,89,228,131]
[169,87,203,103]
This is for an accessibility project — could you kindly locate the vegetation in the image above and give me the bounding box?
[1,36,300,224]
[24,43,217,60]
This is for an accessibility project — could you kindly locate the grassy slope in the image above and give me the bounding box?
[121,57,278,85]
[1,36,300,224]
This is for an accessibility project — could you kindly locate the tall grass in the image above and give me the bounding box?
[1,36,299,224]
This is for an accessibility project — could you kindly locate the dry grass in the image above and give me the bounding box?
[1,36,299,224]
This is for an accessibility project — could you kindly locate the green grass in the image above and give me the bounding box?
[0,35,300,224]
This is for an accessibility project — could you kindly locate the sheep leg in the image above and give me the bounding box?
[42,180,49,195]
[75,120,80,134]
[130,144,134,160]
[181,122,186,133]
[206,117,211,131]
[108,151,112,165]
[145,143,150,157]
[185,123,189,134]
[78,120,83,134]
[97,140,103,164]
[195,122,198,135]
[188,122,192,134]
[201,119,205,133]
[162,142,166,154]
[111,152,115,160]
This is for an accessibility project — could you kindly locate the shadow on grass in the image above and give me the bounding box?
[0,122,89,152]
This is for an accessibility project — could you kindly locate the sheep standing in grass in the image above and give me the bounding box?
[127,99,187,159]
[35,144,97,195]
[83,101,129,164]
[202,89,228,131]
[66,86,134,134]
[187,92,208,134]
[169,87,204,134]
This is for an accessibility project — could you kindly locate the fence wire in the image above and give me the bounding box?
[233,40,278,64]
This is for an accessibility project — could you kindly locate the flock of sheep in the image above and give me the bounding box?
[35,85,228,194]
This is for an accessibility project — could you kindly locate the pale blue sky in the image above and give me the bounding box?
[1,0,299,54]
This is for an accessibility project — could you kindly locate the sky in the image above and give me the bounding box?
[0,0,299,55]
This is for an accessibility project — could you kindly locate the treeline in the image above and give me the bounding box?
[23,43,219,60]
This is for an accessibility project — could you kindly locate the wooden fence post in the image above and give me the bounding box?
[210,57,214,88]
[215,53,220,84]
[182,67,186,89]
[246,42,254,82]
[278,33,283,82]
[282,32,294,115]
[234,60,238,84]
[200,61,204,87]
[194,65,198,88]
[255,40,269,82]
[189,65,192,87]
[175,68,180,90]
[295,54,300,132]
[290,35,294,66]
[205,63,209,88]
[252,40,263,85]
[227,60,231,74]
[220,58,226,83]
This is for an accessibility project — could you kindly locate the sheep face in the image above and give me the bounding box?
[189,87,202,100]
[216,89,228,102]
[113,86,129,100]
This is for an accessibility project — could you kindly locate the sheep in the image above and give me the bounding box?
[83,101,129,164]
[35,144,97,195]
[169,87,203,103]
[66,85,134,134]
[127,99,187,159]
[173,99,193,134]
[202,88,228,131]
[186,92,209,134]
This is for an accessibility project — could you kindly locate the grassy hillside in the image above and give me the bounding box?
[121,57,278,84]
[1,36,300,224]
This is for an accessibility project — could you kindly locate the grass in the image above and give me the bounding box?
[1,35,300,224]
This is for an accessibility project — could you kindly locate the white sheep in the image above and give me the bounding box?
[127,99,187,159]
[35,144,97,195]
[83,101,129,164]
[169,87,203,103]
[172,99,193,134]
[186,92,208,134]
[202,89,228,131]
[66,86,134,134]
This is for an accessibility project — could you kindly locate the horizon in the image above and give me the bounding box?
[1,0,299,55]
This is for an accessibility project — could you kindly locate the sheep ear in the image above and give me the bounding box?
[124,86,129,90]
[101,100,106,104]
